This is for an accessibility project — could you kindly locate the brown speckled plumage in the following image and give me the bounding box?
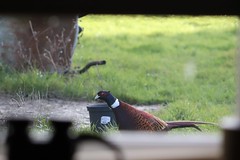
[112,101,167,131]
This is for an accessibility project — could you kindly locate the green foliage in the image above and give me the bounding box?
[31,117,118,136]
[0,15,238,132]
[32,116,53,132]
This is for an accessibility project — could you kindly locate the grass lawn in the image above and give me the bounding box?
[0,15,238,132]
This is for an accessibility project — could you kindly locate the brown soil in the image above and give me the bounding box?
[0,94,161,129]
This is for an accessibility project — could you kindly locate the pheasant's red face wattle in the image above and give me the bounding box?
[96,90,110,98]
[99,91,108,97]
[95,90,111,101]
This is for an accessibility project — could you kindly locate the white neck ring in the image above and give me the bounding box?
[111,99,120,108]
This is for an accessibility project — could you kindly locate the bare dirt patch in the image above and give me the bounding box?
[0,94,161,129]
[0,94,92,127]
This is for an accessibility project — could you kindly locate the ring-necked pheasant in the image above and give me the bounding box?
[94,90,217,132]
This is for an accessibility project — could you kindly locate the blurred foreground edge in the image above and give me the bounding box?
[4,119,124,160]
[103,131,222,160]
[1,118,222,160]
[0,0,239,15]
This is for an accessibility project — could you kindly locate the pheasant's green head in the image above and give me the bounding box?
[94,90,119,108]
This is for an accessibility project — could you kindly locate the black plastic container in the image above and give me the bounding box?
[87,103,117,132]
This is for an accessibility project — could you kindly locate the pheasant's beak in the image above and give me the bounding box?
[94,95,100,100]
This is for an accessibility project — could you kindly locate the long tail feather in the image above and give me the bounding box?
[165,121,219,131]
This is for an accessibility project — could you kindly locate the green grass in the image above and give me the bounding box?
[0,15,238,132]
